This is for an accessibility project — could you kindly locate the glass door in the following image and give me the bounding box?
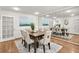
[2,16,14,39]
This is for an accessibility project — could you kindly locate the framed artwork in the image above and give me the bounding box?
[19,16,32,26]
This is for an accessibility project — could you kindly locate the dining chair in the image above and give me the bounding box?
[39,27,44,32]
[21,30,34,52]
[39,30,52,53]
[21,30,27,47]
[57,29,62,35]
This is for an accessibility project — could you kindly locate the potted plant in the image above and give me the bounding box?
[30,23,35,33]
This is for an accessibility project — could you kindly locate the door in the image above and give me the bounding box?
[2,16,14,40]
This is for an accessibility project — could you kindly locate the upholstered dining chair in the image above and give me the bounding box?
[21,30,27,47]
[21,30,34,52]
[39,26,44,32]
[39,30,52,53]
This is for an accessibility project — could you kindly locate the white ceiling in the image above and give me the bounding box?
[0,6,79,17]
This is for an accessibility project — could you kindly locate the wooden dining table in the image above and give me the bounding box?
[29,31,45,53]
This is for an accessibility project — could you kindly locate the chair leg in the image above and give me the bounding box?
[34,46,36,53]
[23,40,25,46]
[24,40,27,48]
[22,39,24,44]
[43,45,45,53]
[48,43,50,49]
[25,42,27,48]
[24,43,26,48]
[28,44,30,52]
[37,42,39,48]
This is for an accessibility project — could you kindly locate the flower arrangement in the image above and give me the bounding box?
[30,23,35,32]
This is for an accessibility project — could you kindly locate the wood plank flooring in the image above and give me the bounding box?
[0,35,79,53]
[69,35,79,44]
[0,40,18,53]
[51,36,79,53]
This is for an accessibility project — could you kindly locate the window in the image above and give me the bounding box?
[39,17,49,26]
[2,16,14,39]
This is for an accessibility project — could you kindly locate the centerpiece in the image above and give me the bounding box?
[30,23,35,33]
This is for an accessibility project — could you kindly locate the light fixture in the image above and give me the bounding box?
[71,14,75,16]
[46,15,50,17]
[12,7,20,11]
[53,17,56,18]
[66,10,71,13]
[34,12,39,15]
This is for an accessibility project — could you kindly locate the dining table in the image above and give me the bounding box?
[29,31,45,53]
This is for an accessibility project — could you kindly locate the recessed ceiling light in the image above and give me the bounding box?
[12,7,20,11]
[34,12,39,15]
[66,10,71,13]
[71,14,75,16]
[46,15,50,17]
[53,17,56,18]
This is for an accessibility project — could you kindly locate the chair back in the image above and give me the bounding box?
[21,30,27,40]
[25,30,30,39]
[25,30,33,44]
[21,30,33,44]
[43,30,52,44]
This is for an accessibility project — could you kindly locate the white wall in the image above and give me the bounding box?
[68,16,79,34]
[54,16,79,34]
[0,10,38,41]
[0,16,2,40]
[0,10,53,41]
[38,16,53,30]
[1,9,79,41]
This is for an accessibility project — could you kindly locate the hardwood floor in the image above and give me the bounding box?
[0,35,79,53]
[51,36,79,53]
[69,35,79,44]
[0,40,18,53]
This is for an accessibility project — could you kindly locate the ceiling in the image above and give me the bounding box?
[0,6,79,18]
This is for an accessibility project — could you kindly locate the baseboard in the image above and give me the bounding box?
[0,37,22,42]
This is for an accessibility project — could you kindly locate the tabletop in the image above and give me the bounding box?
[29,31,45,37]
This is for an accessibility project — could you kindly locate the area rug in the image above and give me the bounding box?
[15,40,63,53]
[61,34,74,40]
